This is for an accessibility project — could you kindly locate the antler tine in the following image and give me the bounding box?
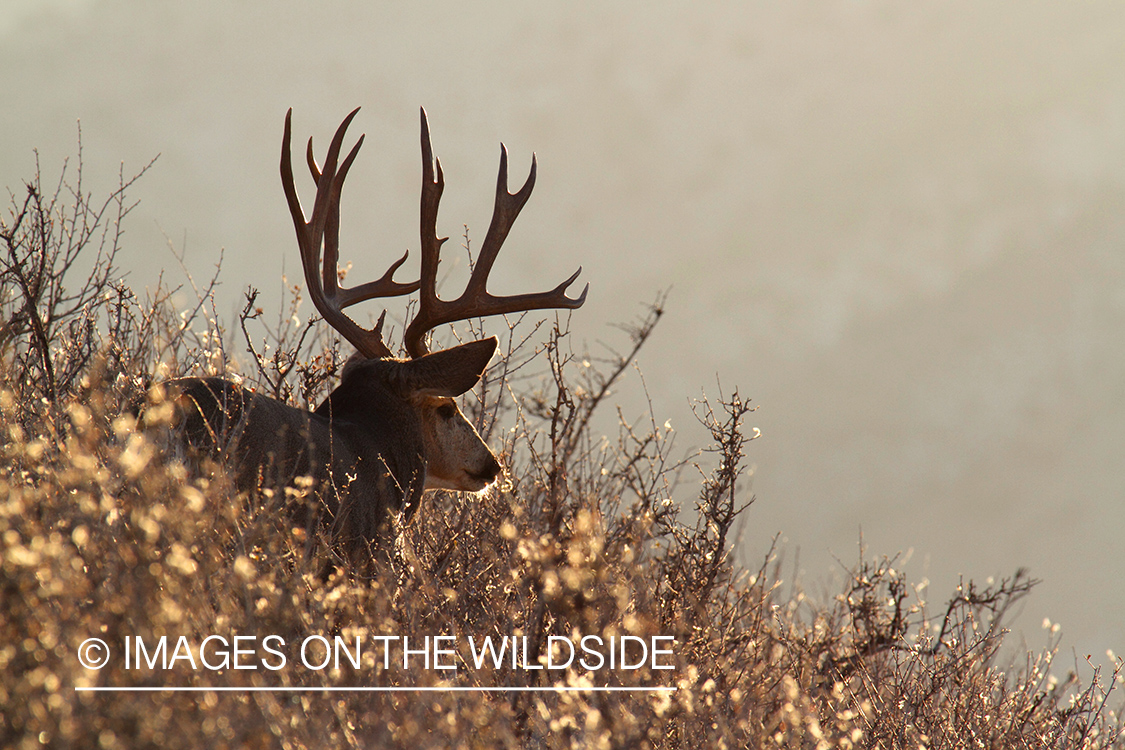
[404,109,588,358]
[306,137,321,183]
[417,107,446,316]
[281,108,420,360]
[469,144,535,286]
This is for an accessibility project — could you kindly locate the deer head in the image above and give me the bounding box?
[279,107,587,496]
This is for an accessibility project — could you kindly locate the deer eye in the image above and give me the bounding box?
[437,403,457,420]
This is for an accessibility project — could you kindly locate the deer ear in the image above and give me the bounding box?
[404,337,498,397]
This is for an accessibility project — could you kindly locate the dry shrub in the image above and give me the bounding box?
[2,150,1123,750]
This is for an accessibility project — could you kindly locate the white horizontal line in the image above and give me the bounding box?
[74,686,676,693]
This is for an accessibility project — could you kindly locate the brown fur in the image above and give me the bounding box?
[160,338,500,569]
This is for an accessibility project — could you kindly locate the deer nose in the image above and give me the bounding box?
[478,455,501,483]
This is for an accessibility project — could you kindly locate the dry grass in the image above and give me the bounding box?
[2,149,1123,749]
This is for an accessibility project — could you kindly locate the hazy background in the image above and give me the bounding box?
[3,1,1122,673]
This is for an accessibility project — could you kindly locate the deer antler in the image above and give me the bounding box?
[404,107,588,358]
[281,107,419,359]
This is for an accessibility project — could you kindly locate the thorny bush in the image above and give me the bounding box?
[2,148,1123,749]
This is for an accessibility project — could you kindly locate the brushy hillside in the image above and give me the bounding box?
[2,152,1122,750]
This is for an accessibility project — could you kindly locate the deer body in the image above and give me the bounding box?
[170,339,502,559]
[161,107,585,567]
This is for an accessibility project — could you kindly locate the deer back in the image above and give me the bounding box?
[164,337,499,560]
[167,376,423,546]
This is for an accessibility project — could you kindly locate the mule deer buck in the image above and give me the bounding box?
[163,107,586,566]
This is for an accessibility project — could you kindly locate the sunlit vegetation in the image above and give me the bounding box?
[2,150,1122,749]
